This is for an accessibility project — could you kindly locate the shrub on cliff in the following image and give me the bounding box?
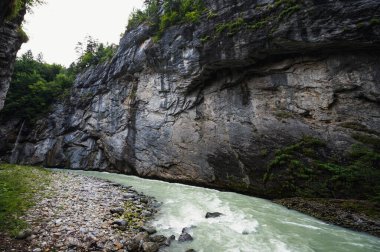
[127,0,205,39]
[6,0,44,20]
[72,36,117,72]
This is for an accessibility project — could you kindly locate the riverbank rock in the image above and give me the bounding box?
[142,226,157,235]
[110,207,125,215]
[6,172,166,251]
[142,241,160,252]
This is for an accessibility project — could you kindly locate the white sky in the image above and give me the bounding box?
[18,0,144,66]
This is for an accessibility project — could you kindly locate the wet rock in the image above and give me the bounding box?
[110,207,125,215]
[140,198,149,204]
[123,193,136,200]
[142,241,160,252]
[205,212,223,218]
[178,228,193,243]
[149,234,166,243]
[141,210,152,217]
[142,226,157,234]
[112,219,127,226]
[164,235,175,246]
[127,232,149,251]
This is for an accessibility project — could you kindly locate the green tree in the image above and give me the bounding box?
[0,50,75,122]
[73,36,117,72]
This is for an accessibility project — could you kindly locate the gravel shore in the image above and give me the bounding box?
[4,171,169,252]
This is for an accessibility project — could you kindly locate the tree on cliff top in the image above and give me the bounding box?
[71,36,117,72]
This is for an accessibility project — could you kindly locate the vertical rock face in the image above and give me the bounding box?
[1,0,379,198]
[0,0,25,111]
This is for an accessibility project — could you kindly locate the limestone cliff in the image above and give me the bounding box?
[1,0,380,199]
[0,0,25,111]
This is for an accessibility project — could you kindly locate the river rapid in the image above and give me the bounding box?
[69,170,380,252]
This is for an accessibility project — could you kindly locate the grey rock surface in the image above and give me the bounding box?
[0,0,379,198]
[0,2,25,111]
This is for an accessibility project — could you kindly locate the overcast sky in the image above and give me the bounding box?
[18,0,144,66]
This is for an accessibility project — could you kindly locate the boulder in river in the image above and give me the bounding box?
[164,235,175,246]
[205,212,223,218]
[179,228,194,243]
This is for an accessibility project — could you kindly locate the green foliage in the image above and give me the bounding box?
[370,18,380,26]
[127,0,206,40]
[0,50,75,122]
[7,0,44,20]
[352,133,380,150]
[72,36,117,72]
[248,21,268,31]
[200,35,210,43]
[265,135,380,201]
[278,5,300,21]
[274,110,295,119]
[215,17,245,36]
[0,164,51,236]
[127,0,160,30]
[16,26,28,43]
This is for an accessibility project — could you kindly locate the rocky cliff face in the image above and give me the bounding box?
[1,0,380,198]
[0,0,25,111]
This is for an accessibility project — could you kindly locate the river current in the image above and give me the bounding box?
[69,170,380,252]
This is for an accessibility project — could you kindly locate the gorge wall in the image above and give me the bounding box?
[0,0,25,110]
[1,0,380,198]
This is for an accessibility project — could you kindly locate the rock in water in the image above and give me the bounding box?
[179,232,193,242]
[205,212,223,218]
[178,228,194,243]
[164,235,175,246]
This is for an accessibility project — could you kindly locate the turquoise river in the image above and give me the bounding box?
[68,170,380,252]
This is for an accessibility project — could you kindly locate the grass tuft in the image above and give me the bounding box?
[0,164,51,236]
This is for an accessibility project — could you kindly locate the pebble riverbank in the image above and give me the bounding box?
[6,171,172,252]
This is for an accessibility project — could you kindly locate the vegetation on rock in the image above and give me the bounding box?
[265,136,380,202]
[0,51,75,123]
[0,36,116,123]
[72,36,117,72]
[6,0,44,20]
[0,164,51,236]
[127,0,206,40]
